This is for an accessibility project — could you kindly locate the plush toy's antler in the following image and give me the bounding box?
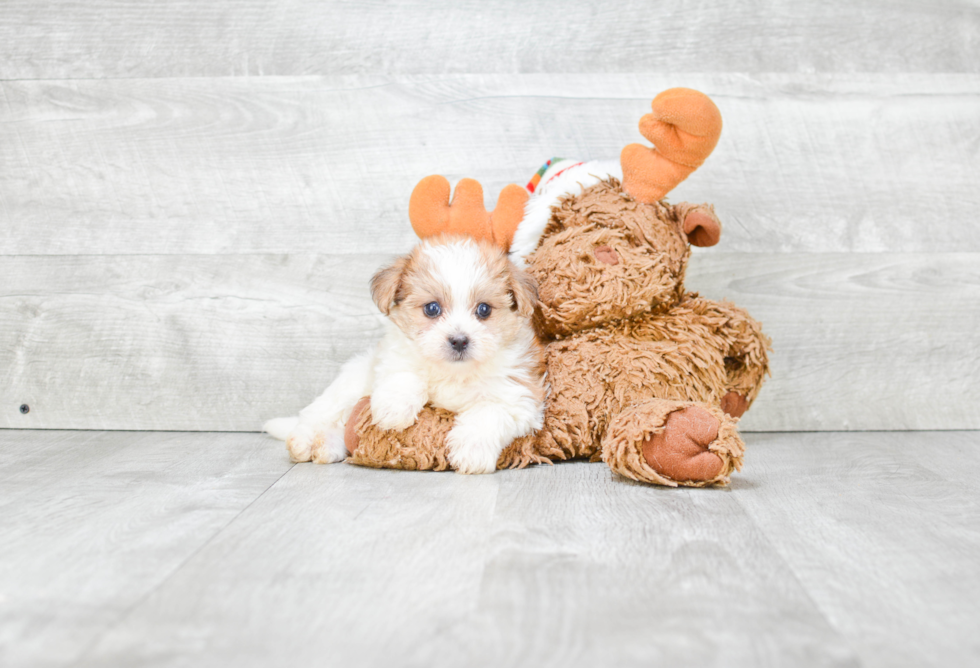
[409,176,529,251]
[621,88,723,204]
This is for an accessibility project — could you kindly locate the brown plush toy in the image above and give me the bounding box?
[345,88,770,487]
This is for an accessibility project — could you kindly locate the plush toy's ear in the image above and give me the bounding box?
[683,210,722,247]
[621,88,723,204]
[370,255,410,315]
[508,265,539,319]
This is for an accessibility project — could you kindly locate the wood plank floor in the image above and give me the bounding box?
[1,429,976,667]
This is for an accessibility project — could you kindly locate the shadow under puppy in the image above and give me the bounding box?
[265,234,544,474]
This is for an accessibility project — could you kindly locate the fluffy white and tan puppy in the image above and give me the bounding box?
[264,235,545,474]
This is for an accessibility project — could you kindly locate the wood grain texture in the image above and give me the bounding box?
[430,463,856,667]
[0,429,291,668]
[2,74,979,256]
[1,0,978,79]
[2,252,977,432]
[76,457,856,668]
[79,453,504,668]
[735,431,980,668]
[690,252,980,432]
[4,430,978,667]
[0,253,388,431]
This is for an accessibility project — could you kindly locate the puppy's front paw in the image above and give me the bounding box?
[286,423,347,464]
[370,388,424,431]
[446,424,502,475]
[311,428,348,464]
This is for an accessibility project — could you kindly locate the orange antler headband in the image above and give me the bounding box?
[409,89,720,247]
[621,88,723,204]
[409,175,529,252]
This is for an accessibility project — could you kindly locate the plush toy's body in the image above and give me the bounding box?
[344,89,771,487]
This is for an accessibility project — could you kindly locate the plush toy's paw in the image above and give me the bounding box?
[446,424,501,475]
[602,400,743,487]
[720,391,749,418]
[287,422,347,464]
[641,407,724,482]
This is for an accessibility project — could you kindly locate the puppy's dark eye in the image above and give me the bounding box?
[476,303,492,320]
[423,301,441,318]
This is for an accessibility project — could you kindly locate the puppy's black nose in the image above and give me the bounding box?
[449,335,469,353]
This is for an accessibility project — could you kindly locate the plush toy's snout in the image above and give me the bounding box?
[594,245,620,265]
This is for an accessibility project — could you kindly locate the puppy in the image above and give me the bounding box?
[264,235,545,474]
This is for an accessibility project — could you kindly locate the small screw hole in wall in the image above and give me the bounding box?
[19,404,30,414]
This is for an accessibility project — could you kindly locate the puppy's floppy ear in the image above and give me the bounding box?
[508,265,539,319]
[370,255,410,315]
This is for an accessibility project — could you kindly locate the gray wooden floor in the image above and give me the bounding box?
[1,429,977,668]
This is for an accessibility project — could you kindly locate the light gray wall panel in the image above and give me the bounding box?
[2,74,979,256]
[0,253,388,431]
[2,252,977,432]
[2,1,977,80]
[699,253,980,431]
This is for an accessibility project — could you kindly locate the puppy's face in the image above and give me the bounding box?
[371,236,538,367]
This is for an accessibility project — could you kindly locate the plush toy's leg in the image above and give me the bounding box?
[344,399,545,472]
[601,399,744,487]
[344,399,455,471]
[671,295,771,418]
[664,202,771,418]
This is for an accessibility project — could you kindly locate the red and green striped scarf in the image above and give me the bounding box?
[525,157,584,193]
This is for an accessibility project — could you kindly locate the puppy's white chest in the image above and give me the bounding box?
[428,377,488,413]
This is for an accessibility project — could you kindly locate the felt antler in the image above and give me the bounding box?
[409,175,529,252]
[621,88,723,204]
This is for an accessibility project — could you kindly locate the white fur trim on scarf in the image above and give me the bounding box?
[510,159,622,265]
